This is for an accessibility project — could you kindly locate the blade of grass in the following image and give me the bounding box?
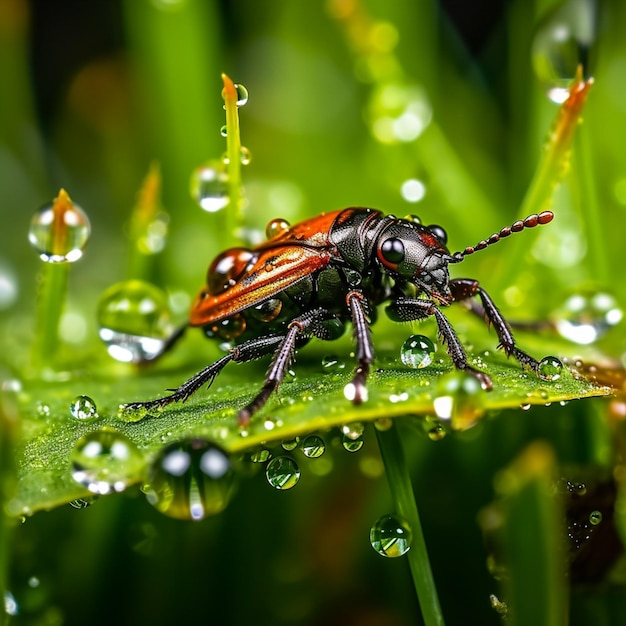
[376,422,445,626]
[495,441,567,626]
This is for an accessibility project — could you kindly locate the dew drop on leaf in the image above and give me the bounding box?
[342,435,364,453]
[400,334,435,369]
[265,456,300,490]
[433,372,484,431]
[538,356,563,381]
[70,428,144,495]
[589,510,603,526]
[97,279,173,363]
[69,395,98,420]
[146,439,236,520]
[370,514,412,558]
[301,435,325,458]
[281,437,299,451]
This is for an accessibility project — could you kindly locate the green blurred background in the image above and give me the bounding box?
[2,0,626,624]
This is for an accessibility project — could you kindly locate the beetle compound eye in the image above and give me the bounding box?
[207,248,255,295]
[377,238,405,270]
[427,224,447,245]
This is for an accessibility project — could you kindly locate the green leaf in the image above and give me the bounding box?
[9,348,611,517]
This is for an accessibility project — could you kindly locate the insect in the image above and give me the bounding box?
[124,207,554,426]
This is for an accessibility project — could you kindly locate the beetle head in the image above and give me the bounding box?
[375,220,453,303]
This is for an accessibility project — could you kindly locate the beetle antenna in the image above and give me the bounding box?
[449,210,554,262]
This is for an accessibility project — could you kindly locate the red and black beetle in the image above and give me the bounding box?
[125,207,554,425]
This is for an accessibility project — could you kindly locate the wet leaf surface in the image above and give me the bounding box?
[9,350,612,516]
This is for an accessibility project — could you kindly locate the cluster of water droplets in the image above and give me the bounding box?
[531,0,596,103]
[190,82,251,212]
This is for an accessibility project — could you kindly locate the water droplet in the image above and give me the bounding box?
[68,497,97,509]
[239,146,252,165]
[321,354,346,372]
[28,189,91,263]
[265,218,290,239]
[369,514,412,558]
[249,448,272,463]
[70,429,144,495]
[97,279,173,363]
[520,403,532,411]
[427,421,446,441]
[374,418,394,432]
[342,435,364,453]
[532,0,596,103]
[234,83,249,106]
[265,456,300,490]
[400,334,435,369]
[341,422,365,440]
[189,161,229,212]
[554,291,622,344]
[69,395,98,420]
[146,438,236,520]
[281,437,300,451]
[4,590,18,616]
[220,124,228,137]
[433,372,484,431]
[301,435,325,458]
[490,594,509,616]
[589,510,603,525]
[538,356,563,381]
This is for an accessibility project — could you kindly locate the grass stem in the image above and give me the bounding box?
[376,423,445,626]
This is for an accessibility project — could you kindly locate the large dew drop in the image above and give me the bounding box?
[97,279,173,363]
[265,456,300,490]
[433,371,485,431]
[28,190,91,263]
[400,334,436,369]
[370,514,412,558]
[146,438,236,521]
[189,161,230,212]
[69,395,98,420]
[531,0,596,103]
[71,429,145,495]
[538,356,563,381]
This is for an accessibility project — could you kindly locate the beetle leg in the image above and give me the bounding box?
[122,334,285,414]
[345,291,375,404]
[449,278,540,372]
[237,307,335,426]
[387,296,493,390]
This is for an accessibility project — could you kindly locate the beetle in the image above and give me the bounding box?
[123,207,554,425]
